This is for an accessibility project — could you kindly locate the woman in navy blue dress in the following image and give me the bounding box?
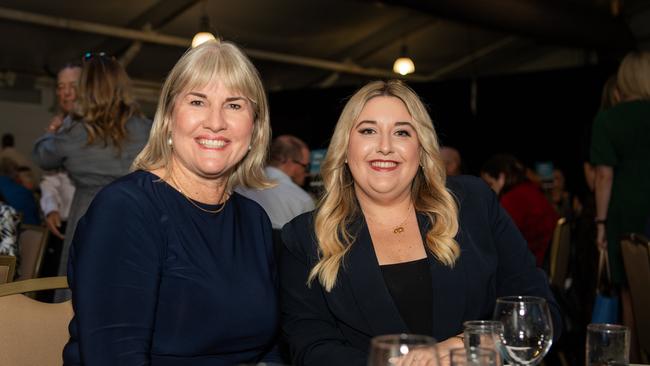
[63,41,280,365]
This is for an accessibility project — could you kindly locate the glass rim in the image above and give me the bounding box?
[587,323,630,333]
[370,333,437,347]
[463,320,503,328]
[496,295,546,304]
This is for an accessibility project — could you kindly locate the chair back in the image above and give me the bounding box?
[17,224,49,280]
[0,255,16,284]
[0,276,71,366]
[621,233,650,362]
[548,217,571,288]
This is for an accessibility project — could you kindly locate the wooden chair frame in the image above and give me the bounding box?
[0,255,17,284]
[17,224,49,280]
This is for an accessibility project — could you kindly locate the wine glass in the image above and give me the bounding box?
[368,334,439,366]
[492,296,553,366]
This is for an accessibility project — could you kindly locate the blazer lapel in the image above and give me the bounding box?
[419,214,468,339]
[344,216,408,335]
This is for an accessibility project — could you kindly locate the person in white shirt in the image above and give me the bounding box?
[40,171,75,239]
[238,135,315,229]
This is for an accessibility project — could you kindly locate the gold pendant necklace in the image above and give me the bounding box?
[168,174,229,214]
[393,215,408,234]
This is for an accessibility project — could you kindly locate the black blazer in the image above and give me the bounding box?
[280,176,562,366]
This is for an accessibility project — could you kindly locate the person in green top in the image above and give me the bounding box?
[591,50,650,285]
[590,51,650,362]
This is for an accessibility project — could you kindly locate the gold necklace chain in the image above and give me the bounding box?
[367,203,412,235]
[168,174,229,214]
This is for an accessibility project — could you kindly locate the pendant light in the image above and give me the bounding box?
[191,1,217,48]
[393,44,415,76]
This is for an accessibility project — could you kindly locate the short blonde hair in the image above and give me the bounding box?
[132,41,272,190]
[310,80,460,291]
[617,51,650,101]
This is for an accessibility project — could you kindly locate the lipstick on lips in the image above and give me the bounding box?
[369,159,399,171]
[196,136,229,149]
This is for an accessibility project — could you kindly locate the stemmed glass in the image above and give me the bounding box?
[368,334,439,366]
[492,296,553,366]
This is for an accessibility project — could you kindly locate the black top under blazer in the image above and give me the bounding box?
[280,175,562,366]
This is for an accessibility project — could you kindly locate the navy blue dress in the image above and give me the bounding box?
[63,170,279,365]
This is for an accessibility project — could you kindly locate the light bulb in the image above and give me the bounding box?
[192,32,217,48]
[393,57,415,76]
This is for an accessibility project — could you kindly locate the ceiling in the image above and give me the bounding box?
[0,0,649,96]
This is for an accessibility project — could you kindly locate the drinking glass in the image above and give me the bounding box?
[492,296,553,366]
[585,323,630,366]
[463,320,504,366]
[368,334,439,366]
[450,347,497,366]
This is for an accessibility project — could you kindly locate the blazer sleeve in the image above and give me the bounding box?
[483,181,564,340]
[280,217,367,366]
[63,182,164,365]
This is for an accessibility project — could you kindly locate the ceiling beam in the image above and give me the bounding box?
[378,0,636,52]
[0,6,424,81]
[93,0,199,56]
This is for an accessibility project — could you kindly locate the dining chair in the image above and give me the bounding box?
[0,276,72,366]
[16,224,49,281]
[621,233,650,363]
[548,217,571,289]
[0,255,16,284]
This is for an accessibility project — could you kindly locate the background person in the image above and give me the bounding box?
[32,52,151,297]
[590,50,650,362]
[237,134,315,230]
[480,154,559,267]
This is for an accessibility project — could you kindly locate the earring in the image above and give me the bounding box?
[167,137,173,147]
[248,144,252,151]
[344,158,348,164]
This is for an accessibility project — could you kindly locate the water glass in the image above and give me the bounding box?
[585,323,630,366]
[368,334,439,366]
[493,296,553,366]
[463,320,504,366]
[450,347,497,366]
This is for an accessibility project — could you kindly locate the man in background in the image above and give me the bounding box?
[440,146,463,176]
[238,135,315,230]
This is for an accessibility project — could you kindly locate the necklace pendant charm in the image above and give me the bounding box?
[393,226,404,234]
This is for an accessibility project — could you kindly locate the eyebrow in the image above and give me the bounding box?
[355,120,414,128]
[185,93,247,102]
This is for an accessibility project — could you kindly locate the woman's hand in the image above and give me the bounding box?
[47,114,64,133]
[435,334,464,366]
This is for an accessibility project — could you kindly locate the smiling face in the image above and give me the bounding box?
[170,80,254,183]
[346,96,420,204]
[56,67,81,114]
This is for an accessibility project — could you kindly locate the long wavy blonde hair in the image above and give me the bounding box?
[74,54,140,152]
[310,80,460,292]
[131,41,272,191]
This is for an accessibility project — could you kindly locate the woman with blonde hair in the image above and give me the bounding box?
[33,53,151,290]
[280,80,561,365]
[591,50,650,362]
[61,41,280,365]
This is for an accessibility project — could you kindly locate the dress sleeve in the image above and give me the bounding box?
[64,182,164,365]
[484,183,563,341]
[280,219,367,366]
[590,111,617,167]
[32,131,66,170]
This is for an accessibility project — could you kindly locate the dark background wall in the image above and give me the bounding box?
[268,64,616,196]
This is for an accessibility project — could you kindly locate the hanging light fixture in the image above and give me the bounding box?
[393,44,415,76]
[191,1,217,48]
